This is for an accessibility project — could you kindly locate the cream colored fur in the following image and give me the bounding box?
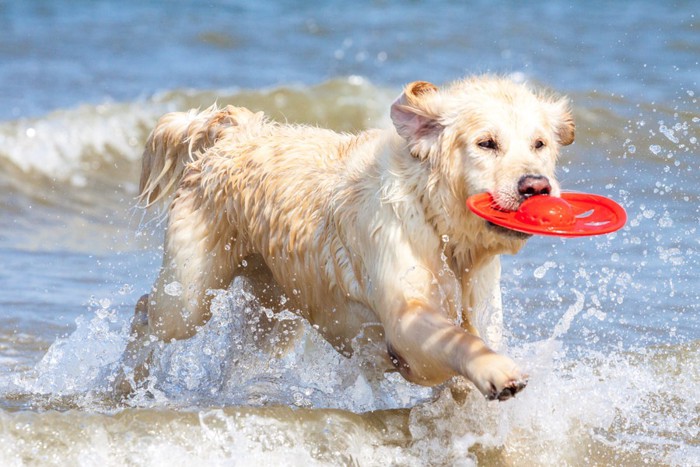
[124,75,574,401]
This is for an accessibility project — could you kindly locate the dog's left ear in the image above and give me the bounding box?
[390,81,444,157]
[548,97,575,146]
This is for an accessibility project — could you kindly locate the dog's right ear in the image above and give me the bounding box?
[547,96,575,146]
[390,81,444,158]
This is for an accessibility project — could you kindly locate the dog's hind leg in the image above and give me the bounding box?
[147,184,238,342]
[114,294,156,397]
[131,294,150,339]
[116,183,240,396]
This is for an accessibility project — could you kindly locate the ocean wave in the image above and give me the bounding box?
[0,77,394,190]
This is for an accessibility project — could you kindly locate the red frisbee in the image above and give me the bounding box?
[467,192,627,237]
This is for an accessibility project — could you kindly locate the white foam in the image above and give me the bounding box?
[0,101,164,183]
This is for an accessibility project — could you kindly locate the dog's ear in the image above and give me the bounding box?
[548,97,575,146]
[390,81,444,157]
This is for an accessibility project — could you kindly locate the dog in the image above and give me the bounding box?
[121,75,574,401]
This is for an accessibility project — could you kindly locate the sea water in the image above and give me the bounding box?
[0,1,698,465]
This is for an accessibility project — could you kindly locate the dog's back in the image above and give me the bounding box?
[139,105,267,207]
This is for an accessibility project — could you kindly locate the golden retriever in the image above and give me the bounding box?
[121,75,574,401]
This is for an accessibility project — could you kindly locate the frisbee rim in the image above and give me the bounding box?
[466,192,627,237]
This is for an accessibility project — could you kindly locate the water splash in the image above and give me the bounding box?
[3,276,697,466]
[14,277,432,412]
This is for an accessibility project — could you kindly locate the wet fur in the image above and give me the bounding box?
[122,75,574,401]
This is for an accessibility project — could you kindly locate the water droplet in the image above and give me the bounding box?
[533,261,557,279]
[660,126,679,144]
[627,145,636,154]
[164,281,183,297]
[441,234,450,243]
[649,144,662,155]
[658,212,673,228]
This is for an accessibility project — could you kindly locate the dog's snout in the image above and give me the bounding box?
[517,175,551,199]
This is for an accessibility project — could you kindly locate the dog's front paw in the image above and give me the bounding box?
[466,352,527,401]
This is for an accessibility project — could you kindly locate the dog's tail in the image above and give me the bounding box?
[138,104,265,207]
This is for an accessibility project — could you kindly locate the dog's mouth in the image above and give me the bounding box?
[482,193,532,239]
[490,192,521,213]
[485,220,532,239]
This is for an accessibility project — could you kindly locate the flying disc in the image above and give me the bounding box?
[467,192,627,237]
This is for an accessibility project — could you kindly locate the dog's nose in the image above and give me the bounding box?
[518,175,551,199]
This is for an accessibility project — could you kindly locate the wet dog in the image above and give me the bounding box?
[121,75,574,401]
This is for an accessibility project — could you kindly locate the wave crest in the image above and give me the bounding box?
[0,77,394,190]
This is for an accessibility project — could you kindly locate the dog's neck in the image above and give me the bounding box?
[382,132,527,276]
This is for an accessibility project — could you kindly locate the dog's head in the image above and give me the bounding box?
[391,76,574,240]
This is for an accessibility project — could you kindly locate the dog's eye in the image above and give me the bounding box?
[534,139,545,149]
[478,139,498,150]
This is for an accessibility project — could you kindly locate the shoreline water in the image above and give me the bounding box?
[1,0,698,464]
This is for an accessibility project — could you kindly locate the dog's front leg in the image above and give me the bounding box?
[461,256,504,350]
[383,300,526,401]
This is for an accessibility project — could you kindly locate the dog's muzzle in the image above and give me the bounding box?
[485,220,532,239]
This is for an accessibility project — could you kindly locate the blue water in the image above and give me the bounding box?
[2,1,697,119]
[0,1,698,465]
